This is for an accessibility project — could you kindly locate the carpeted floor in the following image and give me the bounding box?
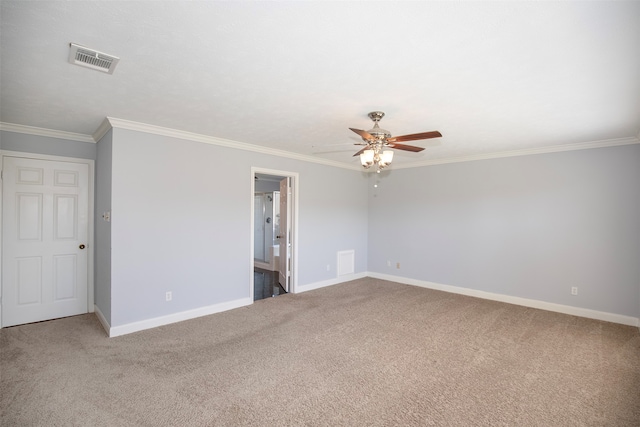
[1,278,639,426]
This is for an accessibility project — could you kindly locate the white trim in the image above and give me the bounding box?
[94,304,110,336]
[3,119,639,170]
[0,150,95,329]
[251,168,299,298]
[106,117,359,171]
[99,273,638,336]
[0,150,94,164]
[0,122,95,143]
[368,272,640,327]
[393,136,640,170]
[108,297,252,338]
[296,272,368,293]
[92,118,112,142]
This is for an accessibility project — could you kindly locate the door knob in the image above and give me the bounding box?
[79,244,86,249]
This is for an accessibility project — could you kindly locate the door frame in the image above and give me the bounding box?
[250,167,298,298]
[0,150,95,328]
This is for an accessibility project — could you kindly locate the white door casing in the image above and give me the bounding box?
[1,154,93,327]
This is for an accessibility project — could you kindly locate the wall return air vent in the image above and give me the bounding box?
[68,43,119,74]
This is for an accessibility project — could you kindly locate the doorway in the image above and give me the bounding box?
[251,168,297,301]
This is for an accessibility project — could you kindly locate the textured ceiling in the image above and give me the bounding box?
[1,1,639,168]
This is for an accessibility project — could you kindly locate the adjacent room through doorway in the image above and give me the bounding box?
[252,169,297,301]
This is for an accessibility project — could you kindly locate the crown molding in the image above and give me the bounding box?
[102,117,361,171]
[3,119,638,171]
[92,118,113,142]
[0,122,95,143]
[393,136,640,170]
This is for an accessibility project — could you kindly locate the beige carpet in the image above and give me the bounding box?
[2,278,639,426]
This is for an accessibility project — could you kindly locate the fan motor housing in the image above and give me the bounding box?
[366,111,391,140]
[366,127,391,139]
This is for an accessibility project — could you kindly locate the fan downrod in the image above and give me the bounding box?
[365,111,391,139]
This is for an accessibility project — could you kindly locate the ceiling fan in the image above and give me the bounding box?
[350,111,442,171]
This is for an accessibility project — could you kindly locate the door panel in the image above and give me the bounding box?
[18,193,43,240]
[53,254,77,300]
[278,178,290,292]
[17,257,42,304]
[2,156,89,327]
[54,195,78,239]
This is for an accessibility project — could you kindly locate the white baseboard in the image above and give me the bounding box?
[94,305,111,336]
[107,297,253,338]
[296,272,368,293]
[368,272,640,328]
[96,272,361,337]
[94,274,638,337]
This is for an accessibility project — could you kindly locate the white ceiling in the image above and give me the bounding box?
[1,1,639,168]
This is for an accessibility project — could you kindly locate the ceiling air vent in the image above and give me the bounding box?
[68,43,119,74]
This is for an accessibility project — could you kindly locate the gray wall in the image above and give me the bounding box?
[3,126,638,326]
[95,130,113,324]
[0,130,96,159]
[368,144,640,318]
[108,128,369,327]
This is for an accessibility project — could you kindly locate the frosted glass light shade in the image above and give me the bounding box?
[380,150,394,165]
[360,149,374,166]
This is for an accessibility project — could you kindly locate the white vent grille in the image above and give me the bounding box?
[337,250,355,276]
[68,43,119,74]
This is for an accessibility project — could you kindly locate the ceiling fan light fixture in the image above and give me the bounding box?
[360,149,375,167]
[350,111,442,172]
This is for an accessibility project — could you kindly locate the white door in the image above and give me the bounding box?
[278,177,291,292]
[2,156,89,327]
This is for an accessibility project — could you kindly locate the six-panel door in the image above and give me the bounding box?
[2,156,89,327]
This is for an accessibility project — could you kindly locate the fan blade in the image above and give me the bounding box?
[349,128,376,141]
[386,130,442,143]
[353,147,369,157]
[386,143,425,152]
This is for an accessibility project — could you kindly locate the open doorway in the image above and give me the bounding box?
[251,168,298,301]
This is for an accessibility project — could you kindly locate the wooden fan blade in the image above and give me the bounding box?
[349,128,375,141]
[386,143,425,152]
[353,147,368,157]
[387,130,442,143]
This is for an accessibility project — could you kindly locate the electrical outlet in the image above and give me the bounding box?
[166,291,172,301]
[396,262,400,269]
[326,264,330,271]
[387,260,391,267]
[571,287,578,296]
